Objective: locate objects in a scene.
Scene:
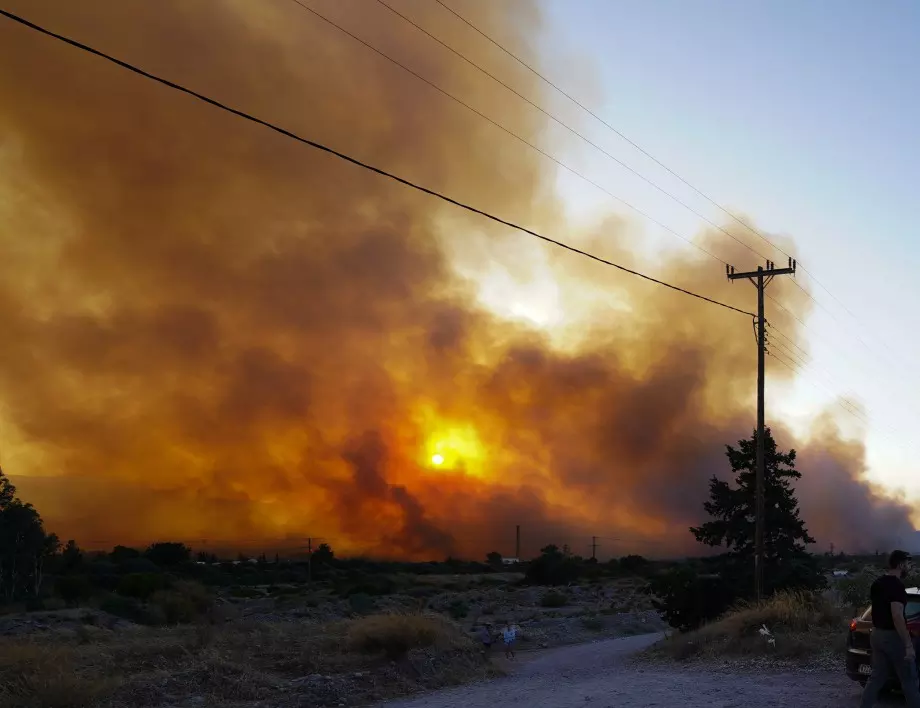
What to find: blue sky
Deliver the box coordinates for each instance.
[515,0,920,499]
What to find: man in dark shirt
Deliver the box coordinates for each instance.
[860,550,920,708]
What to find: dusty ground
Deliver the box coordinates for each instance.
[380,633,869,708]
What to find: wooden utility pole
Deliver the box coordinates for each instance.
[727,257,796,601]
[515,525,521,559]
[591,536,598,561]
[306,537,313,585]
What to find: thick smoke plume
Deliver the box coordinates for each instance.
[0,0,911,559]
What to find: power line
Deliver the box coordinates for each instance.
[0,8,755,318]
[768,337,862,415]
[287,0,729,267]
[431,0,860,318]
[298,0,899,397]
[295,0,901,403]
[9,4,902,447]
[431,0,910,410]
[374,0,773,265]
[766,349,872,427]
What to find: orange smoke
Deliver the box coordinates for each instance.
[0,0,911,559]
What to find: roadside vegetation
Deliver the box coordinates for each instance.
[0,611,492,708]
[647,591,846,666]
[0,427,901,705]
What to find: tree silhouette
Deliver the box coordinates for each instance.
[312,543,334,566]
[691,428,823,596]
[145,542,191,567]
[0,467,59,600]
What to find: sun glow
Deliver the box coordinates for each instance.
[417,408,488,477]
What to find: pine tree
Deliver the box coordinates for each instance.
[690,428,824,597]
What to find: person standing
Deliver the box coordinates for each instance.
[860,550,920,708]
[501,620,517,660]
[477,624,493,658]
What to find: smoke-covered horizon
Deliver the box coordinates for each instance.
[0,0,913,561]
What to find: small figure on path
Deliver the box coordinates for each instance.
[501,620,516,660]
[477,624,493,658]
[860,550,920,708]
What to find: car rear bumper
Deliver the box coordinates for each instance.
[846,647,874,683]
[846,645,917,689]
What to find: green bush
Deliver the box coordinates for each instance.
[645,565,735,632]
[150,581,213,625]
[348,593,377,616]
[581,615,604,631]
[527,546,582,586]
[54,575,93,606]
[541,591,568,608]
[99,594,159,625]
[24,597,46,613]
[837,569,878,612]
[346,575,397,597]
[447,599,469,620]
[116,572,166,601]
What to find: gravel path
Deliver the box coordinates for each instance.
[380,633,869,708]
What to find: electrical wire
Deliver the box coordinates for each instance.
[373,0,772,264]
[287,0,729,267]
[7,6,910,446]
[294,0,903,396]
[766,349,872,427]
[429,0,910,406]
[431,0,863,318]
[0,8,756,319]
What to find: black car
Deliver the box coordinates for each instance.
[846,588,920,688]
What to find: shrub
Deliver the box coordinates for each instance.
[99,594,157,625]
[347,575,397,597]
[24,598,45,613]
[0,642,115,708]
[348,593,377,616]
[347,613,456,660]
[54,575,93,607]
[150,581,213,625]
[116,572,166,601]
[581,615,604,632]
[541,591,567,608]
[837,569,878,612]
[645,565,735,632]
[144,542,191,568]
[447,600,469,620]
[526,546,581,586]
[118,557,160,575]
[619,555,649,574]
[650,591,845,662]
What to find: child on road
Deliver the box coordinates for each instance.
[477,624,493,658]
[502,620,517,660]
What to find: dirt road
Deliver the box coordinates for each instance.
[381,633,866,708]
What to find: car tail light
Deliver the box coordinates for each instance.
[850,619,858,631]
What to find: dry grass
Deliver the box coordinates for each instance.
[648,591,847,664]
[0,612,492,708]
[347,613,455,659]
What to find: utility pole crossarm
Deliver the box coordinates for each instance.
[726,258,797,281]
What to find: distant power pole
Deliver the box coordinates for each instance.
[727,257,797,601]
[591,536,598,561]
[307,537,313,585]
[515,525,521,559]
